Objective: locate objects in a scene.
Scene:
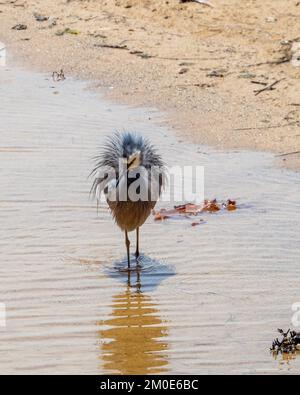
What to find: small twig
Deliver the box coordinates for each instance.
[180,0,214,6]
[155,56,225,61]
[254,78,284,96]
[251,80,268,86]
[246,58,290,68]
[94,43,128,50]
[161,83,213,89]
[276,150,300,157]
[234,121,298,131]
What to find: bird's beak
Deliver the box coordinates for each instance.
[127,151,141,169]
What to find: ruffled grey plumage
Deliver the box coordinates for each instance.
[90,132,165,267]
[90,132,165,200]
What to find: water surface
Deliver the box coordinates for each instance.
[0,67,300,374]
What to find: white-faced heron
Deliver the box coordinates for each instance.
[90,132,165,268]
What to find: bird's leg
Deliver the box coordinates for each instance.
[127,270,131,287]
[135,227,140,259]
[125,230,130,269]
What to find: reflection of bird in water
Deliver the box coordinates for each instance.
[90,132,165,268]
[98,270,169,375]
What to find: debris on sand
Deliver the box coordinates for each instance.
[33,12,49,22]
[254,78,284,96]
[153,199,237,225]
[207,69,227,78]
[180,0,214,7]
[94,45,153,59]
[275,38,300,67]
[179,67,189,75]
[291,41,300,67]
[94,43,128,50]
[48,17,58,28]
[271,329,300,355]
[12,24,27,31]
[134,52,152,59]
[56,28,80,36]
[265,16,277,23]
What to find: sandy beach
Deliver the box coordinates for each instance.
[0,0,300,169]
[1,0,300,376]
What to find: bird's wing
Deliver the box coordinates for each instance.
[90,166,118,201]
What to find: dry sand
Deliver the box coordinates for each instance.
[0,0,300,169]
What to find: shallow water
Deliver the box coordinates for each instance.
[0,67,300,374]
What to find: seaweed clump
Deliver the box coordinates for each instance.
[271,329,300,355]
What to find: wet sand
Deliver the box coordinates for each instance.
[1,66,300,374]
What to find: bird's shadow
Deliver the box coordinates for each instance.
[105,254,175,292]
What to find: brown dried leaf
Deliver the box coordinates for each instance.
[225,199,237,211]
[174,203,202,214]
[154,198,237,223]
[154,208,178,220]
[202,199,221,212]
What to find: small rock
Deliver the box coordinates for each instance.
[179,67,189,74]
[280,39,300,67]
[12,24,27,31]
[33,12,49,22]
[48,17,57,28]
[280,40,291,46]
[265,16,277,23]
[179,62,194,66]
[238,72,256,79]
[141,53,152,59]
[207,69,227,78]
[291,41,300,67]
